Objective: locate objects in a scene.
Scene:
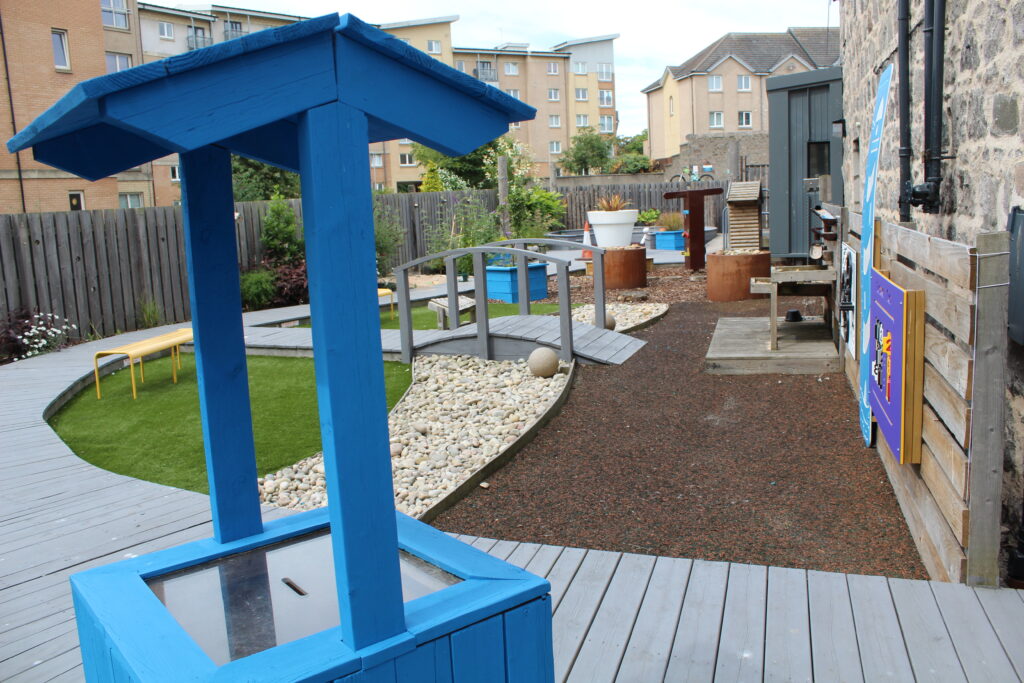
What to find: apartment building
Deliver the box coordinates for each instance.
[0,0,162,213]
[644,28,839,164]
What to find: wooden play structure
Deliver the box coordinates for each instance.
[391,239,643,366]
[9,14,557,681]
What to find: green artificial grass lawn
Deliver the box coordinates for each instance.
[378,301,565,330]
[48,353,411,494]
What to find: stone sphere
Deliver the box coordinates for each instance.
[602,313,617,330]
[527,347,560,378]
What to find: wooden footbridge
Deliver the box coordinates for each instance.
[3,330,1024,681]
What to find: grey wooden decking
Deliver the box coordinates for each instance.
[4,327,1024,681]
[242,314,646,365]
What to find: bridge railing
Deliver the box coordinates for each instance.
[393,244,591,364]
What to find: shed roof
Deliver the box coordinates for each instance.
[727,181,762,203]
[9,13,535,181]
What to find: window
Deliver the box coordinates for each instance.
[505,88,520,100]
[105,52,132,73]
[708,74,722,92]
[455,60,465,72]
[576,114,589,127]
[68,191,84,211]
[549,141,562,154]
[504,62,519,76]
[807,141,830,177]
[119,192,143,209]
[399,138,412,145]
[373,182,386,191]
[187,25,209,50]
[426,40,441,54]
[170,165,180,182]
[547,88,560,101]
[573,61,586,74]
[509,121,520,130]
[575,88,588,101]
[369,153,383,167]
[599,115,614,133]
[101,0,129,29]
[597,63,612,81]
[709,111,724,128]
[51,30,70,70]
[399,153,415,166]
[737,74,751,91]
[599,89,613,106]
[549,114,561,128]
[224,20,245,40]
[738,111,752,128]
[158,21,173,39]
[547,61,559,75]
[669,96,674,116]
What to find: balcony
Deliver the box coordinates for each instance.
[475,68,498,82]
[224,28,248,41]
[187,35,213,50]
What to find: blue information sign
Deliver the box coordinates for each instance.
[858,64,894,444]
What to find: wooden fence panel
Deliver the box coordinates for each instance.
[79,211,102,335]
[0,216,19,316]
[555,180,728,230]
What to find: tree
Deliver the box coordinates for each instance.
[616,129,648,155]
[412,140,496,188]
[560,127,612,175]
[419,162,444,192]
[608,153,652,174]
[231,156,300,202]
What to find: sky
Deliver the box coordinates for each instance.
[222,0,840,136]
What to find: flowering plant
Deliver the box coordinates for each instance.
[1,311,77,362]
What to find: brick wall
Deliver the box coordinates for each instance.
[841,0,1024,571]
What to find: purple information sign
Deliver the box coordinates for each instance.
[868,270,908,463]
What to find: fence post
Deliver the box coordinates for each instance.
[445,256,459,330]
[516,243,530,316]
[396,267,414,364]
[557,262,573,361]
[593,249,606,330]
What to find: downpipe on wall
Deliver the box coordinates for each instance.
[908,0,949,213]
[897,0,912,221]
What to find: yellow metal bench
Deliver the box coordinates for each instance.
[93,328,193,399]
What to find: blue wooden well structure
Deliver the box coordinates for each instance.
[8,14,553,682]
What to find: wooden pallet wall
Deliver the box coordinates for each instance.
[831,204,1007,584]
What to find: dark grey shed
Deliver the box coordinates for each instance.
[767,66,844,258]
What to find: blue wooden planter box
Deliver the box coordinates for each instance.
[485,262,547,303]
[654,230,686,250]
[72,509,553,682]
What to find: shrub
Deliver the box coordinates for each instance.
[138,296,162,328]
[420,162,444,193]
[638,209,661,226]
[271,260,309,307]
[0,310,77,363]
[261,192,303,266]
[510,185,565,238]
[240,269,277,311]
[374,200,404,276]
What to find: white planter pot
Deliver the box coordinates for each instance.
[587,209,639,248]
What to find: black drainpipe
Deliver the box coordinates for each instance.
[897,0,912,222]
[911,0,948,213]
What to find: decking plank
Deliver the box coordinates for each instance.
[545,547,587,612]
[931,580,1019,682]
[888,578,966,682]
[526,544,567,582]
[505,542,541,569]
[616,556,691,683]
[713,562,767,682]
[486,539,520,561]
[764,566,811,683]
[847,573,914,680]
[973,585,1024,679]
[807,569,863,683]
[663,559,730,682]
[552,549,620,682]
[567,553,656,683]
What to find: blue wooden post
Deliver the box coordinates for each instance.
[179,145,262,543]
[298,100,406,649]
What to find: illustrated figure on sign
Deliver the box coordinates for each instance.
[872,319,893,401]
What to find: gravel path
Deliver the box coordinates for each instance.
[432,298,928,579]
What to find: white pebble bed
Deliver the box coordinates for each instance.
[571,302,669,331]
[258,353,569,516]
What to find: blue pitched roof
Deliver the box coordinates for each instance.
[9,13,535,181]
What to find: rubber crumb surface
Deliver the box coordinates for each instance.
[432,298,928,579]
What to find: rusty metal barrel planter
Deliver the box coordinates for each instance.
[605,247,648,289]
[707,251,771,301]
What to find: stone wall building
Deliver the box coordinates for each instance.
[840,0,1024,574]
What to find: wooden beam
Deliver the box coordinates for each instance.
[179,145,262,542]
[297,100,406,646]
[966,231,1011,587]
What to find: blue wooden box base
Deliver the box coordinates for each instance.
[654,231,685,250]
[72,510,553,682]
[485,263,547,303]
